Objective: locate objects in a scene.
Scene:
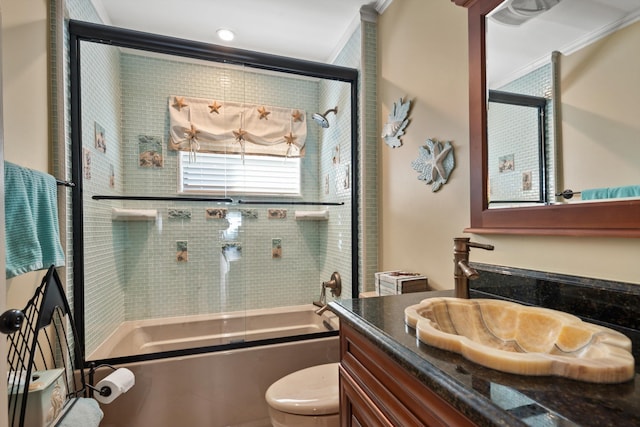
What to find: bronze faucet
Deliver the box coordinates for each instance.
[453,237,494,298]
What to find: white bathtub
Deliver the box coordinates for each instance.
[89,304,338,360]
[91,305,340,427]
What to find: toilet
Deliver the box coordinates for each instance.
[265,362,340,427]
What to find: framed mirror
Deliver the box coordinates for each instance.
[454,0,640,237]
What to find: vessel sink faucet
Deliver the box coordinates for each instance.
[453,237,494,299]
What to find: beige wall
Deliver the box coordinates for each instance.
[1,0,50,307]
[2,0,639,304]
[561,21,640,191]
[378,0,640,289]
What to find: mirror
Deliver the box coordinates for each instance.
[485,0,640,207]
[453,0,640,236]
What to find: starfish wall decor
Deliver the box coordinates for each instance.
[411,138,455,192]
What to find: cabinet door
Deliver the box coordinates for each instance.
[340,323,477,427]
[340,365,393,427]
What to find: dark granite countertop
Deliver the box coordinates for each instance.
[330,287,640,427]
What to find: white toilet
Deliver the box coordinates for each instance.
[265,362,340,427]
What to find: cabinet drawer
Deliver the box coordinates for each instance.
[340,323,476,427]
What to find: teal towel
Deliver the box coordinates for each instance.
[581,187,609,200]
[4,162,65,278]
[582,185,640,201]
[607,185,640,199]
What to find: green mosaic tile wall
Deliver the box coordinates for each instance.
[66,0,366,356]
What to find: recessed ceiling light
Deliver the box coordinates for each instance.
[217,29,235,42]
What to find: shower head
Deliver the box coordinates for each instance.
[312,106,338,128]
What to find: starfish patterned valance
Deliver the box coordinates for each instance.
[168,96,307,158]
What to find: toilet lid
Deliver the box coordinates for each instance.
[265,363,339,416]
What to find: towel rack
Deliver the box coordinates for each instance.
[556,189,580,199]
[56,179,76,187]
[238,200,344,206]
[92,195,233,203]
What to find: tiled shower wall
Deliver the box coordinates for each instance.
[79,50,356,355]
[78,42,127,357]
[116,54,331,321]
[488,63,555,204]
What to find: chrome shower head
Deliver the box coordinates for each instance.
[312,106,338,128]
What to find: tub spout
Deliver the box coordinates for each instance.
[315,304,330,315]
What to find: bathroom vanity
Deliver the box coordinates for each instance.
[330,264,640,426]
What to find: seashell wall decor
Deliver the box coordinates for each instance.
[381,97,411,148]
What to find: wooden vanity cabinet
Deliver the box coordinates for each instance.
[339,322,476,426]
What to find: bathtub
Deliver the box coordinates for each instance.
[89,304,338,360]
[91,305,340,427]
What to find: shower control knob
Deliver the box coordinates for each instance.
[0,309,25,335]
[322,272,342,297]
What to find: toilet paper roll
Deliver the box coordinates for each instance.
[95,368,135,404]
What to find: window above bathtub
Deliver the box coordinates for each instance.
[178,151,301,197]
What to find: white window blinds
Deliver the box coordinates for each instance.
[179,152,301,196]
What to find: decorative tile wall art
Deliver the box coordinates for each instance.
[343,163,351,190]
[268,209,287,219]
[176,241,188,262]
[82,148,92,180]
[239,209,258,219]
[109,164,115,188]
[205,208,228,219]
[411,138,455,192]
[382,97,411,148]
[522,171,533,191]
[272,238,282,258]
[95,121,106,153]
[336,163,351,192]
[498,154,515,173]
[168,208,192,220]
[222,242,242,262]
[138,135,164,168]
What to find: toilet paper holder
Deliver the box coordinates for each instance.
[87,364,117,398]
[87,363,135,403]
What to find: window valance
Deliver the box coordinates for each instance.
[168,96,307,158]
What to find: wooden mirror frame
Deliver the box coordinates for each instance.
[453,0,640,237]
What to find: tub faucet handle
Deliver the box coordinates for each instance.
[322,272,342,297]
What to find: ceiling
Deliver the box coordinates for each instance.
[487,0,640,87]
[91,0,390,63]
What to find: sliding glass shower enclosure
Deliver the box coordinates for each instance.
[69,21,358,365]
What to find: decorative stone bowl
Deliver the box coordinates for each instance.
[404,297,635,383]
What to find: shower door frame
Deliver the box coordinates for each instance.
[69,20,360,367]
